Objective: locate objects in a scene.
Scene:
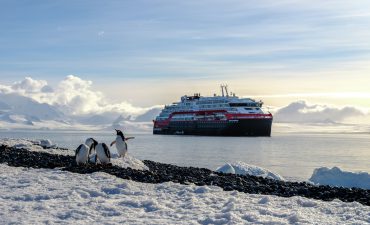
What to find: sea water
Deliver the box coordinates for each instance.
[0,130,369,181]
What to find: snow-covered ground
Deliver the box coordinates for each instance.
[1,138,370,224]
[0,164,369,225]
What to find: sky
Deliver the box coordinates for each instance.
[1,0,370,108]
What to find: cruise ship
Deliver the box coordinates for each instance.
[153,85,273,136]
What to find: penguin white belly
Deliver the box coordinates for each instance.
[116,137,127,158]
[96,143,111,164]
[75,144,90,165]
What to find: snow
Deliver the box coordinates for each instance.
[216,162,285,181]
[216,163,236,174]
[0,164,369,224]
[0,138,148,171]
[1,138,370,224]
[309,167,370,190]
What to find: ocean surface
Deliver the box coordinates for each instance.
[0,130,369,181]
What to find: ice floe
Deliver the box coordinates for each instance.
[310,167,370,190]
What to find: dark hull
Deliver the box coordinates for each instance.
[153,118,272,136]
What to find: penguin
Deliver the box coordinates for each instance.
[75,144,90,165]
[110,129,134,158]
[85,138,98,153]
[95,143,111,164]
[85,138,98,162]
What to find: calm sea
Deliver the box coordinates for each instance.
[0,130,369,181]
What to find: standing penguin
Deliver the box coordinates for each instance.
[95,143,111,164]
[85,138,98,162]
[111,129,134,158]
[85,138,98,153]
[75,144,90,165]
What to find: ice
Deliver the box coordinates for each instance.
[39,139,54,148]
[216,161,285,181]
[0,164,369,224]
[309,167,370,190]
[111,154,148,170]
[216,163,235,174]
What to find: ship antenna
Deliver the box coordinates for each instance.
[220,84,224,97]
[225,85,229,97]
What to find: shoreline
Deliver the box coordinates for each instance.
[0,144,369,206]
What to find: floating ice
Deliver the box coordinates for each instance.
[309,167,370,190]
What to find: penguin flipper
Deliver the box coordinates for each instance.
[88,145,93,155]
[102,143,111,161]
[75,144,82,156]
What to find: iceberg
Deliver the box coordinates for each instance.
[309,167,370,190]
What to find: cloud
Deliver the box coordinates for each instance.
[10,77,53,94]
[274,101,366,123]
[0,75,158,117]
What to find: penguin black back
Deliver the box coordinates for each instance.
[89,138,98,154]
[102,143,111,159]
[75,144,83,156]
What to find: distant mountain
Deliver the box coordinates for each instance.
[75,114,117,125]
[0,101,11,111]
[0,114,17,123]
[0,92,157,132]
[134,107,162,122]
[274,101,364,123]
[0,93,65,121]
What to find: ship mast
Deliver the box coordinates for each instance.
[220,84,229,97]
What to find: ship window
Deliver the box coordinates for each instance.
[245,108,253,110]
[229,103,248,107]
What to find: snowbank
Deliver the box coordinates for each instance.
[0,138,148,171]
[0,164,369,224]
[216,162,285,181]
[309,167,370,190]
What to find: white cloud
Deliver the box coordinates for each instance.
[11,77,51,94]
[274,101,367,123]
[0,75,157,117]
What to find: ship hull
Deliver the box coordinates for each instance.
[153,118,272,136]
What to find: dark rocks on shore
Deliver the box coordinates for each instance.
[1,144,369,206]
